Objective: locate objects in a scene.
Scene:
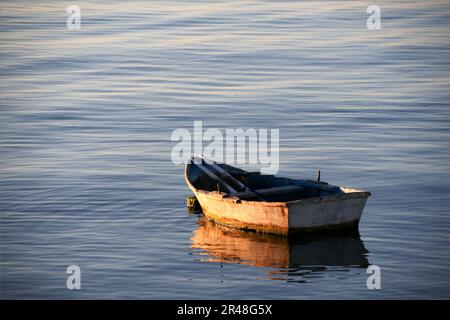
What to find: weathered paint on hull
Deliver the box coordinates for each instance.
[288,196,368,233]
[194,190,289,235]
[193,190,368,236]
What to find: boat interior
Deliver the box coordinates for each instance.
[187,160,344,203]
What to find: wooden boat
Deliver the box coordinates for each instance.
[185,156,371,236]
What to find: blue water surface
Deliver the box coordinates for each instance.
[1,0,449,299]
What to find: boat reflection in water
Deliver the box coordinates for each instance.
[191,218,369,282]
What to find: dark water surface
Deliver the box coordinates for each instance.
[1,1,450,299]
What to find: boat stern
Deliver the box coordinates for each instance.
[287,189,370,234]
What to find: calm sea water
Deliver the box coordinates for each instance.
[1,1,450,299]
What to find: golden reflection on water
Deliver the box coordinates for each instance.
[191,218,369,277]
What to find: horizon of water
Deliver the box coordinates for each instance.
[1,1,450,299]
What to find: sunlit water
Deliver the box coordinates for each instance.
[1,1,450,299]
